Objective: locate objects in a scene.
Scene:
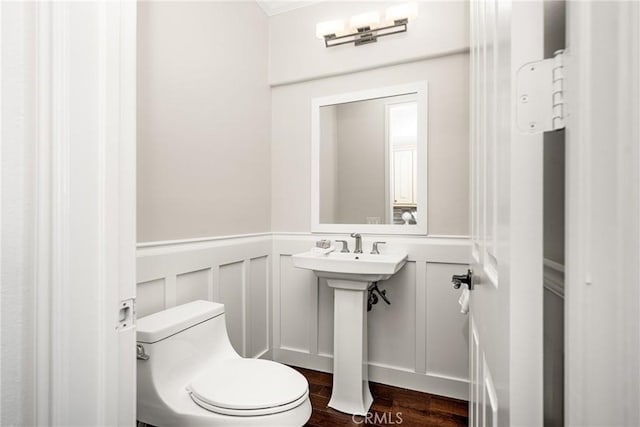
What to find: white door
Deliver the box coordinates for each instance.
[20,1,137,425]
[468,1,557,425]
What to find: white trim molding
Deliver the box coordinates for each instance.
[565,1,640,424]
[137,231,471,249]
[30,1,137,425]
[274,348,469,399]
[137,232,272,250]
[34,2,53,424]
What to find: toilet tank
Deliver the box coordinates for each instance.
[137,300,240,391]
[137,300,225,345]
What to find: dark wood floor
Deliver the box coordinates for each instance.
[293,366,468,427]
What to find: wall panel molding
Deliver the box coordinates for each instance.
[136,234,271,359]
[136,232,471,399]
[271,233,471,400]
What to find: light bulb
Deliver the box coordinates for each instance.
[315,20,345,39]
[349,11,381,30]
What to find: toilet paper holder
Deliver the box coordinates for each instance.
[452,269,473,291]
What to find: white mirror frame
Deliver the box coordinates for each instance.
[311,81,428,235]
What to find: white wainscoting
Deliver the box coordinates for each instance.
[136,233,471,400]
[272,233,471,400]
[136,234,272,359]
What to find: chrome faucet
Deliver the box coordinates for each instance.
[370,241,386,255]
[350,233,363,254]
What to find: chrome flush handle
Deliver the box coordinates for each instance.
[335,240,350,253]
[137,344,150,361]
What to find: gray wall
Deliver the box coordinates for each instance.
[137,1,470,240]
[269,1,469,235]
[137,1,271,242]
[272,54,470,235]
[319,106,338,223]
[335,98,387,224]
[268,1,469,85]
[328,95,418,225]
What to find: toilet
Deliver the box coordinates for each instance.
[136,300,312,426]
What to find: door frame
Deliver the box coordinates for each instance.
[564,1,640,424]
[30,1,137,425]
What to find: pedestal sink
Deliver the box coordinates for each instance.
[291,250,408,415]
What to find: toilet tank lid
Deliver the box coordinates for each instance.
[137,300,224,344]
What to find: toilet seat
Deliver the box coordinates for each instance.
[187,359,309,417]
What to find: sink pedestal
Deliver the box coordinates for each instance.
[326,279,373,416]
[290,250,408,416]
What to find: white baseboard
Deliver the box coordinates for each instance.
[272,348,469,401]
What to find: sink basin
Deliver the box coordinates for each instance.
[291,251,408,283]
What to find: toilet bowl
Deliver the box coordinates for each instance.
[136,300,312,426]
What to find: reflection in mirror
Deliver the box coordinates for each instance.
[312,82,427,234]
[319,94,418,225]
[388,100,418,224]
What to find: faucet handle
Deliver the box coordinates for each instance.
[370,241,386,254]
[350,233,361,238]
[335,240,350,253]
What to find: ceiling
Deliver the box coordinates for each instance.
[255,1,321,16]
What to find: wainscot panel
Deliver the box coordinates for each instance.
[135,233,471,399]
[248,256,270,358]
[272,233,471,400]
[136,234,271,359]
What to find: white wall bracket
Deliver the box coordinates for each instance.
[516,49,565,134]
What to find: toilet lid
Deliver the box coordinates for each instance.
[188,359,308,416]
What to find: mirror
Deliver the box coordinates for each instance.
[311,82,428,234]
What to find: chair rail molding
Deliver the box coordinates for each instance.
[136,233,273,360]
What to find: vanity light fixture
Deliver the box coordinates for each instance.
[316,2,418,48]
